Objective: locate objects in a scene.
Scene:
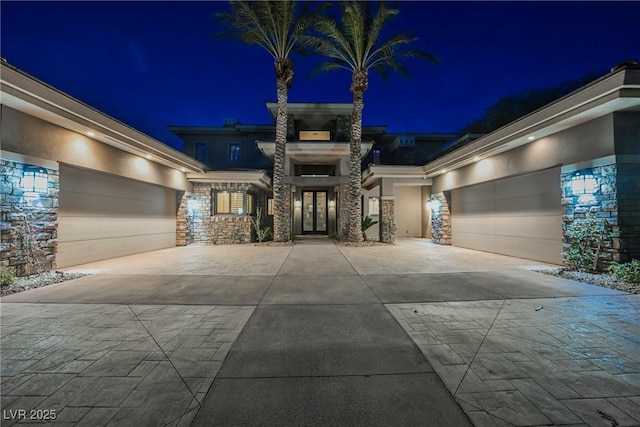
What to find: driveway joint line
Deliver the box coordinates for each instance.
[125,304,200,404]
[453,299,506,397]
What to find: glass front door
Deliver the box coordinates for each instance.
[302,191,327,233]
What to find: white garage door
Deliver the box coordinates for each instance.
[58,165,177,268]
[451,168,562,264]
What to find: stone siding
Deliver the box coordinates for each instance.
[561,165,620,269]
[176,191,188,246]
[380,198,396,243]
[181,182,272,245]
[1,159,58,276]
[431,192,451,245]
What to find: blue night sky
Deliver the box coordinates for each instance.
[2,1,638,150]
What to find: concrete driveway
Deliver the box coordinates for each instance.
[1,238,638,426]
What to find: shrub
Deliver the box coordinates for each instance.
[563,214,609,272]
[608,259,640,284]
[249,207,272,243]
[361,215,378,241]
[381,219,397,244]
[1,267,15,287]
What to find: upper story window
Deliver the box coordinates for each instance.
[398,136,415,146]
[299,130,330,141]
[372,149,382,165]
[195,143,208,162]
[229,143,241,163]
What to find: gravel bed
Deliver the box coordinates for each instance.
[1,272,89,296]
[533,267,639,294]
[337,240,389,247]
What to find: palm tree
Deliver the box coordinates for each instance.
[306,2,438,242]
[217,1,316,242]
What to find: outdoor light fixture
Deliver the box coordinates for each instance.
[294,200,302,208]
[570,172,598,203]
[473,156,481,161]
[427,198,441,211]
[528,136,535,141]
[186,199,201,213]
[440,169,447,174]
[328,200,335,208]
[87,131,95,137]
[21,166,48,196]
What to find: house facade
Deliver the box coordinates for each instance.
[169,103,454,239]
[2,59,639,276]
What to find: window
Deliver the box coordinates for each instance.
[368,197,380,216]
[213,191,255,215]
[399,136,415,146]
[267,198,274,216]
[246,193,254,214]
[372,149,382,165]
[195,143,208,162]
[299,130,331,141]
[229,143,241,163]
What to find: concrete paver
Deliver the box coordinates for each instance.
[1,237,639,426]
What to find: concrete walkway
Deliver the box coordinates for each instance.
[1,238,638,426]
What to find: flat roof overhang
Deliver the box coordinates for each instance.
[266,102,354,122]
[186,170,272,191]
[423,67,640,177]
[257,141,374,163]
[361,165,431,189]
[1,61,205,173]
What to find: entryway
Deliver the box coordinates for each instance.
[302,190,327,234]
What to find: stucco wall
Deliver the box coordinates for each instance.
[394,186,422,238]
[432,114,615,193]
[2,106,192,192]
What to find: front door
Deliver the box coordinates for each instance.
[302,191,327,234]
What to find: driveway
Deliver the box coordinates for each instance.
[1,238,638,426]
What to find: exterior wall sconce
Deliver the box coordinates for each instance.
[186,199,201,213]
[21,166,48,196]
[426,199,441,211]
[328,200,335,208]
[570,172,598,203]
[294,200,302,208]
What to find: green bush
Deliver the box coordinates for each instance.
[608,259,640,284]
[1,267,15,287]
[361,215,378,241]
[563,214,609,272]
[248,207,272,243]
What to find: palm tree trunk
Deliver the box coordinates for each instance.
[272,76,290,242]
[347,84,365,242]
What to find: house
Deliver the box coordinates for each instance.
[169,103,455,239]
[2,58,638,276]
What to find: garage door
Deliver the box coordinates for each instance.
[451,168,562,264]
[58,165,177,267]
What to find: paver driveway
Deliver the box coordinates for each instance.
[1,238,638,426]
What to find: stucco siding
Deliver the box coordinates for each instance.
[432,114,615,194]
[1,106,192,191]
[58,165,176,267]
[395,186,423,238]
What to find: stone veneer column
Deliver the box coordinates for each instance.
[561,164,619,269]
[176,191,188,246]
[380,197,396,243]
[430,192,451,245]
[1,159,59,276]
